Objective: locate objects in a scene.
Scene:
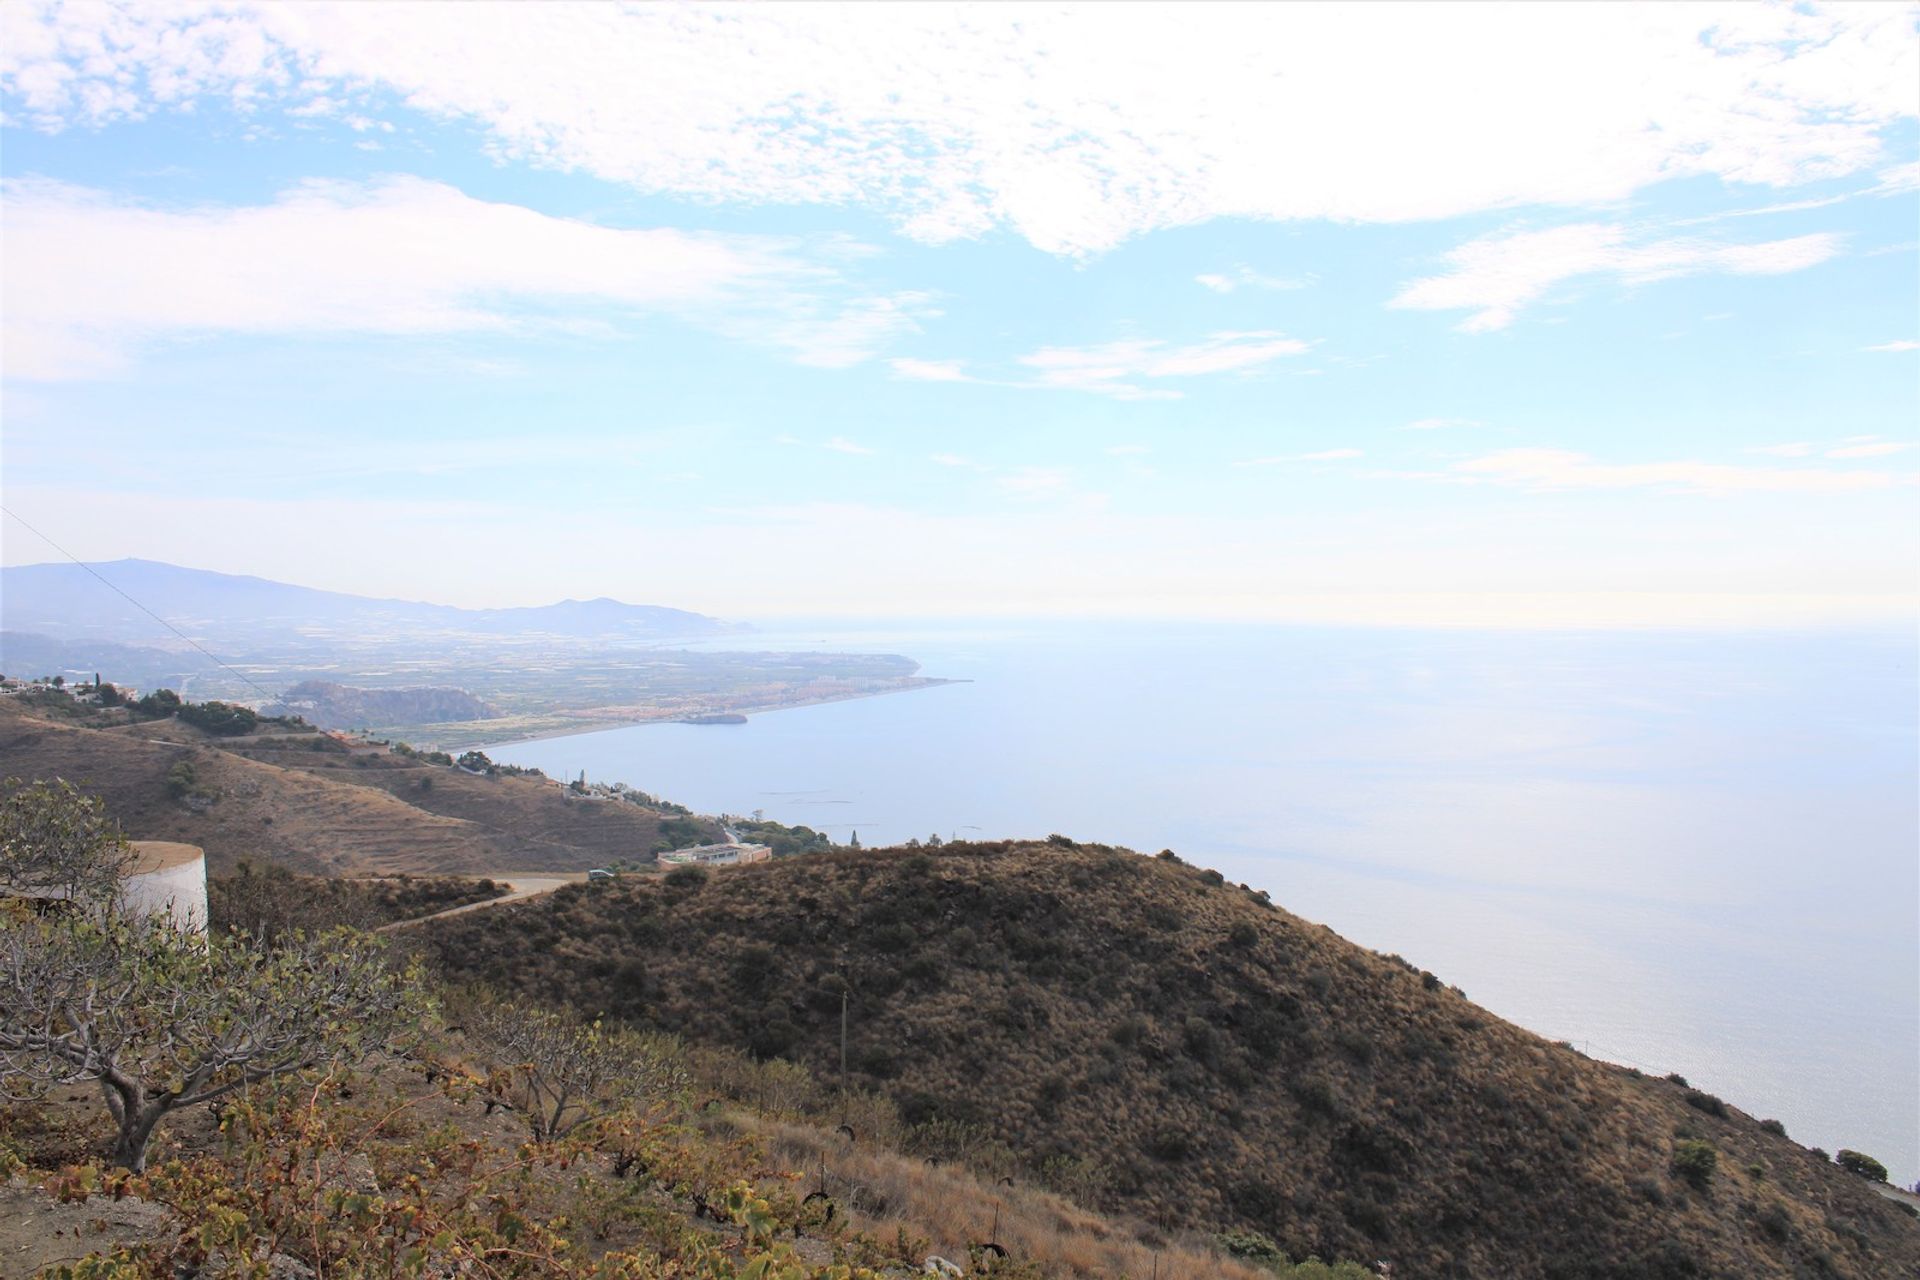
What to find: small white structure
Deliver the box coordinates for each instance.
[4,840,209,933]
[657,843,772,868]
[120,841,209,932]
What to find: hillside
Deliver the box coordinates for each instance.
[420,840,1920,1280]
[262,679,500,730]
[0,985,1296,1280]
[0,695,715,875]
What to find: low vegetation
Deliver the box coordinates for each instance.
[3,765,1912,1278]
[0,694,717,875]
[208,859,509,937]
[0,782,1290,1279]
[423,839,1920,1279]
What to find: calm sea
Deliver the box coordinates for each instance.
[482,621,1919,1185]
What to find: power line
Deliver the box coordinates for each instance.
[1,507,278,703]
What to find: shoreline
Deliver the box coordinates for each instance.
[447,676,969,752]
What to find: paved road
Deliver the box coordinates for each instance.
[377,873,581,931]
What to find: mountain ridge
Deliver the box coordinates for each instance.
[0,558,732,647]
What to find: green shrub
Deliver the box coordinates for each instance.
[1683,1089,1728,1118]
[1671,1139,1717,1190]
[663,864,708,890]
[1143,1127,1191,1161]
[1227,921,1259,949]
[1834,1149,1888,1182]
[176,699,258,736]
[1182,1015,1222,1066]
[1664,1072,1689,1087]
[164,760,199,800]
[1216,1229,1287,1263]
[1290,1074,1339,1116]
[1758,1118,1787,1137]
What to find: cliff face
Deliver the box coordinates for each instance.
[422,840,1920,1280]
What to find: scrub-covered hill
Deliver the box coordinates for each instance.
[422,839,1920,1280]
[0,693,714,875]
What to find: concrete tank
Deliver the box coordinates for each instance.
[120,841,208,932]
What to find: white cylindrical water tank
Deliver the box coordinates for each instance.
[120,841,208,933]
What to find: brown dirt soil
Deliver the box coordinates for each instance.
[0,1180,175,1280]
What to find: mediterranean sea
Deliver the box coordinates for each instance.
[481,621,1919,1186]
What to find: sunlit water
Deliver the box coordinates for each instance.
[482,622,1919,1185]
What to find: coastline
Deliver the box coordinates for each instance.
[439,676,969,752]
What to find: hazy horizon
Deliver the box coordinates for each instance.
[3,4,1917,630]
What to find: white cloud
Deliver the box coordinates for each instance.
[1750,438,1917,460]
[1017,331,1309,399]
[1195,266,1307,293]
[1864,339,1919,352]
[1104,444,1150,456]
[890,357,971,382]
[1826,441,1914,459]
[1448,448,1917,495]
[929,452,976,468]
[1391,223,1841,332]
[995,466,1075,500]
[4,4,1914,256]
[743,292,937,371]
[1405,417,1479,431]
[1235,448,1365,467]
[0,176,922,380]
[1871,161,1920,195]
[778,435,875,456]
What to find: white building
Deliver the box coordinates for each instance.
[657,843,772,868]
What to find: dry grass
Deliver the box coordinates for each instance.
[743,1113,1273,1280]
[0,698,702,875]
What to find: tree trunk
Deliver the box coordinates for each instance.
[112,1099,169,1172]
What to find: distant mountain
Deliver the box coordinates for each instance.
[0,631,209,689]
[0,559,731,650]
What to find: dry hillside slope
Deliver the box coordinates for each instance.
[0,698,710,874]
[421,841,1920,1280]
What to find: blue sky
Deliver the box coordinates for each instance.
[2,2,1916,625]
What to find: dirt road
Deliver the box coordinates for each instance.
[378,873,582,931]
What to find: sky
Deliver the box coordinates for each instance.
[1,1,1916,626]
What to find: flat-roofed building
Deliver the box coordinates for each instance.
[657,843,772,868]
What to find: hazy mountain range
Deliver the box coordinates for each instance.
[0,560,730,653]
